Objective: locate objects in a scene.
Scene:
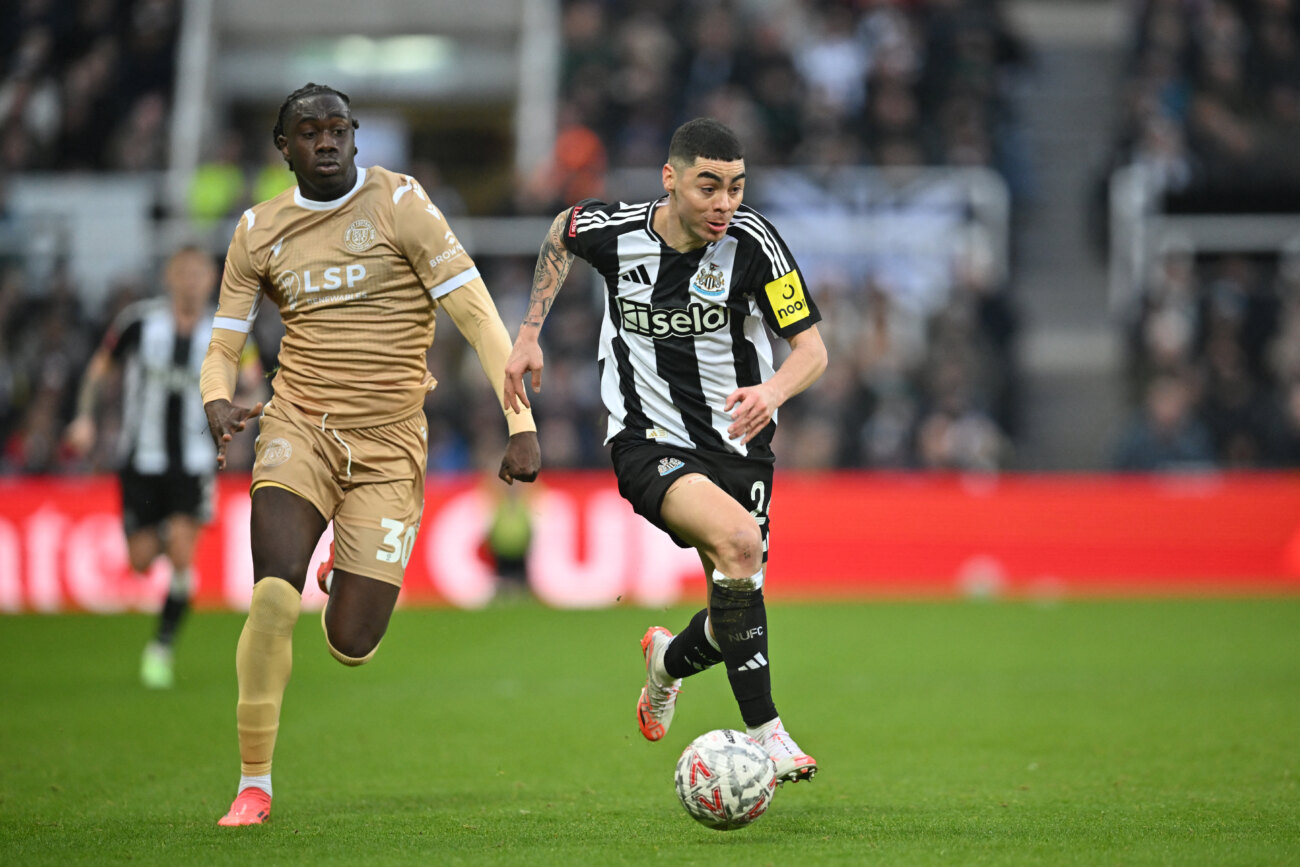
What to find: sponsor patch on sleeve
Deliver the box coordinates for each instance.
[764,271,810,329]
[567,206,583,238]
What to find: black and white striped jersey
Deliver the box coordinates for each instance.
[104,298,216,476]
[563,198,820,459]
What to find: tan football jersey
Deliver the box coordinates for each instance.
[214,165,478,429]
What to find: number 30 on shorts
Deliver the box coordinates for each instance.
[376,518,418,568]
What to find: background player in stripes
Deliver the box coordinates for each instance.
[66,246,236,689]
[504,118,827,783]
[201,84,540,826]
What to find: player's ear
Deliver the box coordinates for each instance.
[662,162,675,194]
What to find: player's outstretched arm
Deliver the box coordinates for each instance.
[64,347,114,457]
[504,209,576,413]
[725,325,828,444]
[438,277,541,485]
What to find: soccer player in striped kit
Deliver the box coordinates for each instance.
[505,118,827,784]
[67,246,228,690]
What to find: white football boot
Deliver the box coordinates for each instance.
[748,717,817,784]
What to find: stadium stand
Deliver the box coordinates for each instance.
[7,0,1294,474]
[1108,0,1300,468]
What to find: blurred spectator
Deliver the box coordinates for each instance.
[1112,372,1217,471]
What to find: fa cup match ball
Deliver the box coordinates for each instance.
[674,729,777,830]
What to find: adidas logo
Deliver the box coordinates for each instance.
[620,264,652,285]
[736,652,768,672]
[657,457,684,476]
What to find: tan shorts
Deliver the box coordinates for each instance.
[252,398,428,587]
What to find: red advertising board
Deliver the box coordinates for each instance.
[1,472,1297,613]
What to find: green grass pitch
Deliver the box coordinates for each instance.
[1,598,1297,865]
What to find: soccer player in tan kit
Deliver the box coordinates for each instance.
[200,84,540,826]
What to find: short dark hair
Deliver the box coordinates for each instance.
[668,118,744,167]
[272,83,357,145]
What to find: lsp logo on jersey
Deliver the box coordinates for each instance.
[276,265,367,310]
[691,262,727,299]
[764,271,810,328]
[343,219,377,253]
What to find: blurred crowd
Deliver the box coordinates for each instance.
[502,0,1033,473]
[1107,0,1300,210]
[3,0,1298,476]
[1118,244,1300,469]
[1,0,180,174]
[1111,0,1300,469]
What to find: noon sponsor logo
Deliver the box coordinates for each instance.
[619,298,729,339]
[764,271,810,328]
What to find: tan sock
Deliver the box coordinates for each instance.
[235,577,301,776]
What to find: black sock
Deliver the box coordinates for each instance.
[663,608,725,679]
[709,584,777,727]
[156,591,189,647]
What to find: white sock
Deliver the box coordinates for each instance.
[703,615,721,652]
[169,566,193,595]
[747,716,782,741]
[239,773,272,798]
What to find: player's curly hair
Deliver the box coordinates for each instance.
[272,83,358,145]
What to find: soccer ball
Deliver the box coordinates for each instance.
[674,729,777,830]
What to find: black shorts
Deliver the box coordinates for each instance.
[119,468,214,536]
[609,433,774,555]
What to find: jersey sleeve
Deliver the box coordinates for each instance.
[390,175,481,302]
[558,198,612,261]
[103,307,143,362]
[747,216,821,340]
[213,210,265,335]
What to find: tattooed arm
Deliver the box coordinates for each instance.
[504,209,576,412]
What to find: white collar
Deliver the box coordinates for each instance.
[293,166,368,211]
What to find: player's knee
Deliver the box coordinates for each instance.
[711,522,763,578]
[325,630,381,666]
[126,539,157,574]
[320,607,382,666]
